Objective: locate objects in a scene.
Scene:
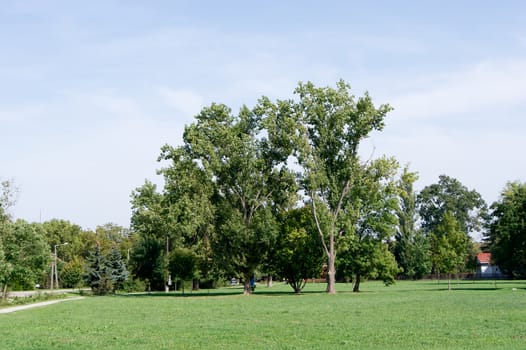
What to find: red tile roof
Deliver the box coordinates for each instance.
[477,252,491,264]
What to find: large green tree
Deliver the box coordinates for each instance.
[41,219,82,268]
[273,207,325,294]
[157,145,216,289]
[285,80,392,294]
[417,175,487,235]
[129,234,165,291]
[179,103,296,294]
[486,182,526,278]
[1,220,50,294]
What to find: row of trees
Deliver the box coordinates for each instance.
[128,80,520,294]
[0,182,132,298]
[2,81,525,296]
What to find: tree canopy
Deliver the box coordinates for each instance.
[283,80,392,294]
[394,166,431,279]
[486,181,526,278]
[417,175,487,235]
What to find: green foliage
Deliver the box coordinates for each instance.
[169,248,198,292]
[394,166,432,278]
[60,257,85,288]
[417,174,487,235]
[395,230,431,279]
[212,203,279,286]
[337,157,401,291]
[106,246,129,291]
[158,145,215,245]
[41,219,82,258]
[129,80,396,294]
[84,245,128,295]
[157,144,216,282]
[338,238,400,290]
[176,102,295,294]
[130,181,167,241]
[84,245,112,295]
[429,212,471,288]
[0,236,12,298]
[1,220,50,292]
[121,278,147,293]
[129,180,172,291]
[274,207,325,293]
[487,181,526,278]
[129,234,165,290]
[286,80,393,293]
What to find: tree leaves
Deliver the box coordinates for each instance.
[487,181,526,278]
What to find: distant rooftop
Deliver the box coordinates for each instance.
[477,252,491,264]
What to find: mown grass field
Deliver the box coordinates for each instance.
[1,280,525,349]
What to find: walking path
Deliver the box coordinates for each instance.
[8,289,84,298]
[0,296,85,314]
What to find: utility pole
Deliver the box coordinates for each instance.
[50,242,69,290]
[50,251,55,290]
[165,236,170,293]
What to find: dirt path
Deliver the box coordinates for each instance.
[0,296,85,314]
[8,289,86,298]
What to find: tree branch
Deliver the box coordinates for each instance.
[311,190,330,257]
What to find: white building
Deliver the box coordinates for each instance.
[476,252,503,278]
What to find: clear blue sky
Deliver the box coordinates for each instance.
[2,1,525,231]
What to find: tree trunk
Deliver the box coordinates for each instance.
[1,284,7,301]
[448,273,451,291]
[267,275,273,288]
[353,272,361,292]
[326,251,336,294]
[192,279,199,291]
[243,273,252,295]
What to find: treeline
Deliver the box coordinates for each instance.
[0,212,133,298]
[1,81,525,296]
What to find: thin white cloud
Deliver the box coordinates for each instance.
[390,59,526,121]
[62,90,143,119]
[349,34,431,55]
[159,87,204,118]
[0,105,47,123]
[8,116,184,228]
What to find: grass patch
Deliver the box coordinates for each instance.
[1,280,525,349]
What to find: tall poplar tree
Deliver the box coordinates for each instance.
[394,166,431,279]
[286,80,392,294]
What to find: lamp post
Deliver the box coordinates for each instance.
[50,242,69,290]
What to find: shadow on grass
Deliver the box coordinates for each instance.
[418,280,526,286]
[386,279,526,293]
[116,288,326,298]
[114,280,526,298]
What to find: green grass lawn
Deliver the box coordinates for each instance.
[1,280,525,349]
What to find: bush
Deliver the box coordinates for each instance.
[61,258,85,288]
[122,278,146,293]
